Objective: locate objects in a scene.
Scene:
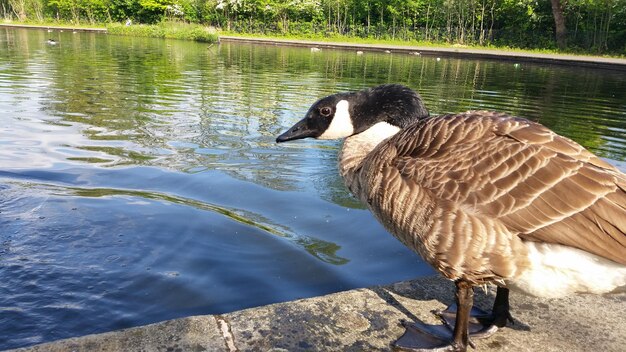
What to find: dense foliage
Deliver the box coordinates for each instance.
[2,0,625,53]
[107,22,218,42]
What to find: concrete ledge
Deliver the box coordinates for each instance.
[10,276,626,351]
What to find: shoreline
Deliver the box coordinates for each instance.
[2,23,626,70]
[219,35,626,71]
[9,276,626,351]
[0,23,106,32]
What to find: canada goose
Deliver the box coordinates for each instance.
[276,84,626,351]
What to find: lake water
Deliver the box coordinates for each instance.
[1,27,625,350]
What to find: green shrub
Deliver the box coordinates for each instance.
[106,21,218,43]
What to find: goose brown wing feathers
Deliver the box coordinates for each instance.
[387,111,626,265]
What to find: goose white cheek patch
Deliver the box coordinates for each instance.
[319,100,354,139]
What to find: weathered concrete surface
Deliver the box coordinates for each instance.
[219,36,626,71]
[10,276,626,352]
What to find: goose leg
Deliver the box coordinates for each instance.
[435,286,513,337]
[394,280,475,351]
[450,281,473,350]
[490,287,514,327]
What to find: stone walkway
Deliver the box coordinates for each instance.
[11,276,626,352]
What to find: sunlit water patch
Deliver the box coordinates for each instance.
[1,27,625,349]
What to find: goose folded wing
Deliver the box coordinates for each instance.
[390,112,626,265]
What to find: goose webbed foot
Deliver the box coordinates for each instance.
[393,284,511,351]
[394,319,471,351]
[394,307,498,351]
[393,281,478,352]
[433,304,500,339]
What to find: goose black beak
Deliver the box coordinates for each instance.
[276,118,317,143]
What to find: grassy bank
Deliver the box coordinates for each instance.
[2,20,623,58]
[1,20,218,43]
[1,19,106,29]
[107,22,218,43]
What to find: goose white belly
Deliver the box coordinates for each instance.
[506,241,626,298]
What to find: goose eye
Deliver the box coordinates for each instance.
[320,107,332,116]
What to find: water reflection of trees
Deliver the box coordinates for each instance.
[27,32,626,201]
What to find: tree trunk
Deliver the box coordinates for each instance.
[550,0,567,49]
[603,8,611,51]
[366,3,370,34]
[9,0,27,21]
[425,4,430,41]
[479,0,485,45]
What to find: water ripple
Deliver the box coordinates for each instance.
[2,178,349,266]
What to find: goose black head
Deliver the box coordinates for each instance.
[276,84,429,143]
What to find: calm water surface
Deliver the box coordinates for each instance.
[1,28,625,349]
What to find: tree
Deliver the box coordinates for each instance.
[8,0,26,20]
[550,0,567,49]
